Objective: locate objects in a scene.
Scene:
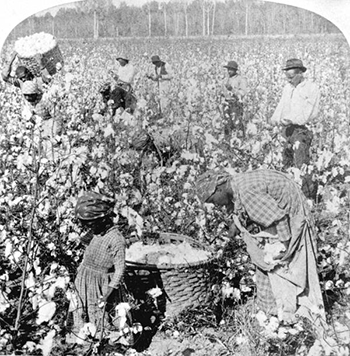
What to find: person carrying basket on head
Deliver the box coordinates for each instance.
[108,56,137,114]
[68,192,131,348]
[2,52,51,92]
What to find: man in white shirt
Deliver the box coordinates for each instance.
[221,60,248,139]
[271,58,320,198]
[108,56,137,113]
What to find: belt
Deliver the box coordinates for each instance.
[80,264,115,274]
[285,124,307,130]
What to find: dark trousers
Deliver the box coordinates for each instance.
[223,98,244,139]
[282,124,316,199]
[110,86,137,114]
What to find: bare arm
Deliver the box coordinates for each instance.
[1,52,17,83]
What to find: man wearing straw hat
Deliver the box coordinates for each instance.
[108,56,136,113]
[221,60,248,140]
[271,58,320,199]
[195,168,326,332]
[147,55,173,113]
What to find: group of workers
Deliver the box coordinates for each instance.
[1,49,326,348]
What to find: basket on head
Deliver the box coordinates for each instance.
[18,45,64,77]
[15,33,64,76]
[41,44,64,75]
[125,232,215,318]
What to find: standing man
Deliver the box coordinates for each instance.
[147,55,173,113]
[221,60,248,139]
[271,58,320,199]
[109,56,136,113]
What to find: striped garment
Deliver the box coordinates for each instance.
[71,226,125,334]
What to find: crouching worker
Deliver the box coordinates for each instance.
[195,169,325,330]
[69,192,130,347]
[108,56,137,114]
[99,82,118,116]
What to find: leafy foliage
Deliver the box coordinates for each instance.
[0,36,350,355]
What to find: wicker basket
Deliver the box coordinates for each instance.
[18,44,64,77]
[125,232,215,318]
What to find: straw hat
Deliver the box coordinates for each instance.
[282,58,307,72]
[151,55,164,64]
[223,61,238,70]
[116,56,129,63]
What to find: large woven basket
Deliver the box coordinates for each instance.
[125,232,215,318]
[18,44,64,77]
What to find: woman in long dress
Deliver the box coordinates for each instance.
[195,169,325,327]
[70,192,126,343]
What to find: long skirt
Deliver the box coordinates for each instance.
[244,220,325,325]
[69,265,126,339]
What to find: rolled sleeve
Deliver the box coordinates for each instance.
[273,216,291,242]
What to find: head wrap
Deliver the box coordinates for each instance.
[195,170,231,203]
[75,192,115,221]
[21,80,39,95]
[15,65,31,78]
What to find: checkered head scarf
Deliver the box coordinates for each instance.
[195,170,232,203]
[75,192,115,221]
[21,80,39,95]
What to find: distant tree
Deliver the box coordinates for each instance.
[159,1,169,36]
[77,0,113,39]
[5,0,341,41]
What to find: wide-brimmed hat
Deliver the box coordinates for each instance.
[224,61,238,70]
[151,55,164,64]
[116,56,129,63]
[282,58,307,72]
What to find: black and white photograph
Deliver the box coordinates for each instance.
[0,0,350,355]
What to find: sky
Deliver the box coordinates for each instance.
[1,0,350,52]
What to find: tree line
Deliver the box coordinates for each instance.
[8,0,340,41]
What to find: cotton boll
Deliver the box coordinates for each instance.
[115,303,131,330]
[157,255,171,265]
[147,287,162,299]
[264,241,286,265]
[0,292,10,313]
[76,323,97,344]
[256,310,268,327]
[36,300,56,324]
[37,329,56,356]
